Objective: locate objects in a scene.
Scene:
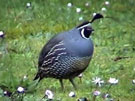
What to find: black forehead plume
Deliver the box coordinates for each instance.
[90,13,103,23]
[77,13,103,29]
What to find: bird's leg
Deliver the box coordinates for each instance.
[69,78,77,90]
[59,79,64,90]
[79,78,82,83]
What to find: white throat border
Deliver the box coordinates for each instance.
[81,28,89,39]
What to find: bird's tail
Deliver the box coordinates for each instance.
[33,73,40,81]
[33,70,44,82]
[33,73,41,82]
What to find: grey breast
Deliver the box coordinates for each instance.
[38,28,94,79]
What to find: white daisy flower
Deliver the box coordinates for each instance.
[92,77,104,87]
[69,91,76,97]
[3,91,12,97]
[4,91,7,95]
[105,1,110,5]
[104,93,110,98]
[79,17,83,21]
[76,8,81,13]
[93,90,101,96]
[101,7,107,11]
[85,2,90,7]
[26,2,31,8]
[23,75,28,80]
[45,90,54,99]
[0,31,4,37]
[23,75,27,79]
[93,13,97,17]
[108,78,118,84]
[67,3,72,7]
[17,86,25,93]
[132,79,135,84]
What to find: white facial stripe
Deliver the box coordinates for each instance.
[78,23,91,30]
[81,28,89,39]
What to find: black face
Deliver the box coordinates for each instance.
[81,27,94,38]
[77,21,94,38]
[77,13,103,39]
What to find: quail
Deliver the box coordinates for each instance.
[34,13,103,89]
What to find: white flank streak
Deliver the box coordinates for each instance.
[45,41,64,57]
[47,48,66,56]
[55,52,67,60]
[42,57,55,66]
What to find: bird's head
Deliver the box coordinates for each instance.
[77,13,103,39]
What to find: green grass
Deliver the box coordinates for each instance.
[0,0,135,101]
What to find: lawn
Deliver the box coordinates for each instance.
[0,0,135,101]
